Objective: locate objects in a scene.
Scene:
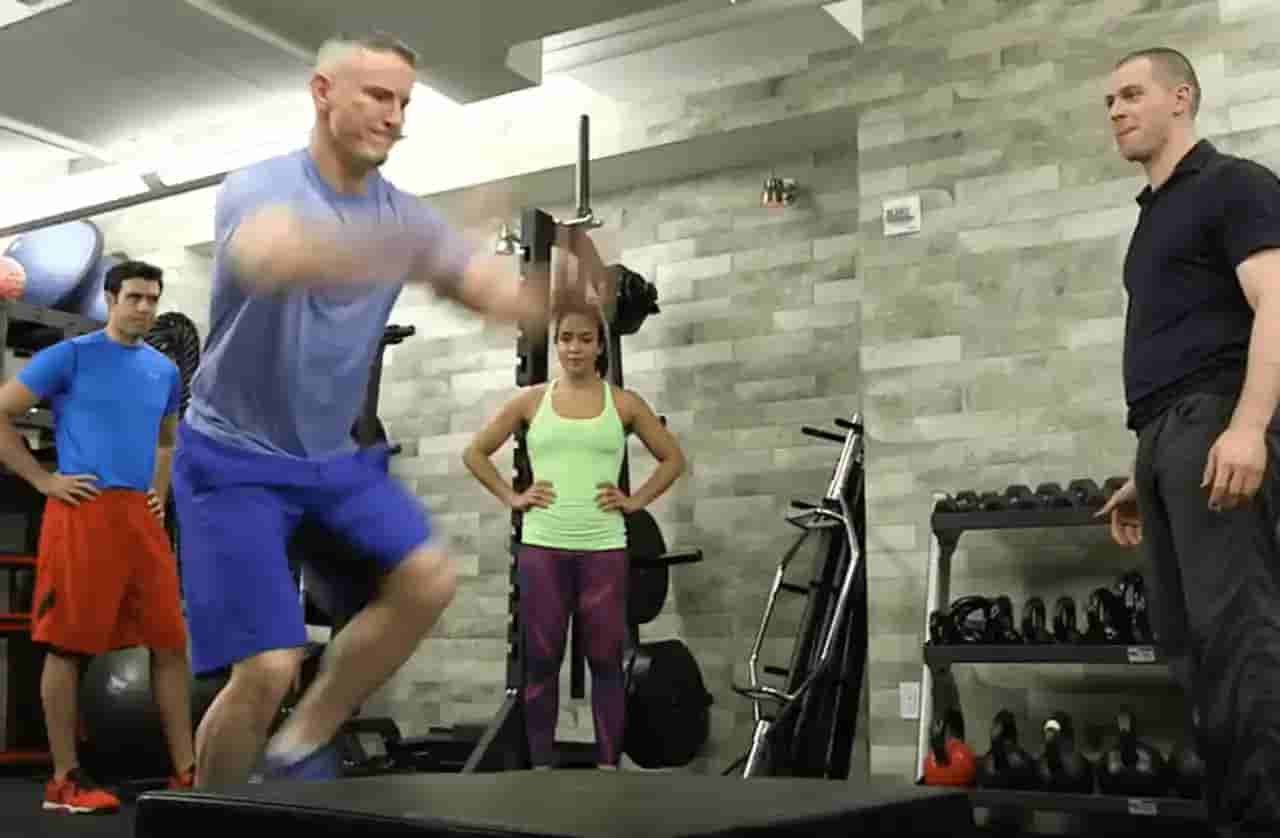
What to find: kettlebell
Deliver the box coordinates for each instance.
[977,710,1037,790]
[1052,596,1083,643]
[1167,707,1205,799]
[1035,712,1094,793]
[922,708,977,787]
[1021,597,1054,644]
[1098,707,1167,797]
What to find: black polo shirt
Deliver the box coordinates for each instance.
[1123,139,1280,432]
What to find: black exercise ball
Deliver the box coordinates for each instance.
[78,646,225,781]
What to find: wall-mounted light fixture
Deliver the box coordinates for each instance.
[494,222,524,256]
[761,173,798,208]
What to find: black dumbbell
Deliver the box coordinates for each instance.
[978,491,1007,511]
[1085,587,1130,644]
[1115,570,1154,643]
[949,596,991,643]
[1004,484,1038,510]
[1067,479,1104,508]
[928,610,953,645]
[985,595,1022,643]
[1053,596,1083,643]
[1021,597,1054,644]
[1034,482,1073,508]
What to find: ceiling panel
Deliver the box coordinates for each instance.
[545,0,862,102]
[212,0,694,102]
[0,0,310,154]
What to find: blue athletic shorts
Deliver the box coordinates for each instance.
[171,421,432,675]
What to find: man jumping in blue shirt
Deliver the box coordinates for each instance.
[172,30,606,787]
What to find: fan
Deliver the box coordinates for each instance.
[144,311,201,415]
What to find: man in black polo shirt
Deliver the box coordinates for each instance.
[1097,47,1280,835]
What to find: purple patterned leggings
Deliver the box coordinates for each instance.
[517,544,628,767]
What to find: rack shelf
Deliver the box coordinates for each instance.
[924,643,1165,666]
[917,485,1200,822]
[931,506,1105,535]
[2,299,101,332]
[969,790,1205,819]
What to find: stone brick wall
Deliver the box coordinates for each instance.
[849,0,1280,780]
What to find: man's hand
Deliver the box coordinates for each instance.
[596,482,638,515]
[227,204,307,289]
[146,489,165,523]
[1203,424,1268,511]
[36,472,100,506]
[1096,476,1141,546]
[556,226,613,309]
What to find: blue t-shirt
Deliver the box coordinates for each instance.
[17,331,180,490]
[185,148,473,459]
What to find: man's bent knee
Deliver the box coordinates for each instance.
[385,543,458,617]
[228,647,304,713]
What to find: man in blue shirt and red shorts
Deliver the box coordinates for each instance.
[0,259,195,813]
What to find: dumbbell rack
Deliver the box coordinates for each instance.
[0,299,102,772]
[914,491,1207,822]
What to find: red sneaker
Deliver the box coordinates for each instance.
[42,768,120,814]
[168,766,195,789]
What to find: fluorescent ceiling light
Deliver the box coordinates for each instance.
[153,82,457,187]
[822,0,862,41]
[0,0,75,31]
[0,164,149,229]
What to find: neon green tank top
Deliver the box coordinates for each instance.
[520,378,627,551]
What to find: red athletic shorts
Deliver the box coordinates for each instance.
[30,489,187,655]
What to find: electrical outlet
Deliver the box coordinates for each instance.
[899,681,921,719]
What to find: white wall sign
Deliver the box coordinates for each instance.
[882,194,922,237]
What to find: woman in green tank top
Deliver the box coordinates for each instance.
[463,299,686,769]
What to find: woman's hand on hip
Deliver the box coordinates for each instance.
[596,482,637,514]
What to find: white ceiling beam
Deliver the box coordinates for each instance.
[0,114,114,164]
[180,0,316,64]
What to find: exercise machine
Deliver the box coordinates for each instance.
[724,413,868,779]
